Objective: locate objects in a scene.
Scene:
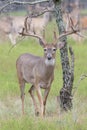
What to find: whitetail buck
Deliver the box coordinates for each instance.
[16,31,63,117]
[16,24,80,117]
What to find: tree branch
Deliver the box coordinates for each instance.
[29,7,55,17]
[73,74,87,96]
[0,0,50,13]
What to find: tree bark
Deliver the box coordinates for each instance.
[53,0,74,111]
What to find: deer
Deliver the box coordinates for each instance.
[16,31,62,117]
[16,23,81,117]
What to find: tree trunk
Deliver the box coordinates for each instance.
[53,0,74,111]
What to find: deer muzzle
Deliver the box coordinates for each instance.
[47,53,52,60]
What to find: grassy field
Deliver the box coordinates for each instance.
[0,21,87,130]
[81,9,87,15]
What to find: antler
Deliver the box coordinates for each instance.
[19,15,86,46]
[58,16,87,40]
[54,28,80,42]
[58,28,79,40]
[19,15,47,46]
[66,14,86,38]
[19,26,47,46]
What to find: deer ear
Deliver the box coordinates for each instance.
[57,42,65,49]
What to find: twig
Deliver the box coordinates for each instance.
[72,74,87,96]
[8,36,25,54]
[29,7,55,18]
[0,0,49,13]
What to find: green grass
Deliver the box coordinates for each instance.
[0,21,87,129]
[81,9,87,15]
[9,10,27,16]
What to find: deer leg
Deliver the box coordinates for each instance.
[28,85,39,116]
[35,86,44,117]
[43,87,50,116]
[19,81,25,115]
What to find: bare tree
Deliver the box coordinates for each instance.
[53,0,74,111]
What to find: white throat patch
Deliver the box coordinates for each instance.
[45,59,55,66]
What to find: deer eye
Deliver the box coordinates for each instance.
[44,48,47,52]
[53,48,56,51]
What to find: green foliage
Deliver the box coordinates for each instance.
[0,22,87,129]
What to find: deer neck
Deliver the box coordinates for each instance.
[39,57,55,78]
[42,57,55,68]
[45,58,55,66]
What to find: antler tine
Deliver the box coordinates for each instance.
[68,17,86,38]
[70,17,74,27]
[76,32,87,38]
[19,28,46,45]
[53,30,58,44]
[58,29,79,40]
[67,13,73,27]
[54,31,57,39]
[18,15,47,46]
[58,29,86,41]
[58,14,86,40]
[75,20,80,28]
[69,17,76,31]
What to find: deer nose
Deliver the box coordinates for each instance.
[48,57,52,60]
[47,54,52,60]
